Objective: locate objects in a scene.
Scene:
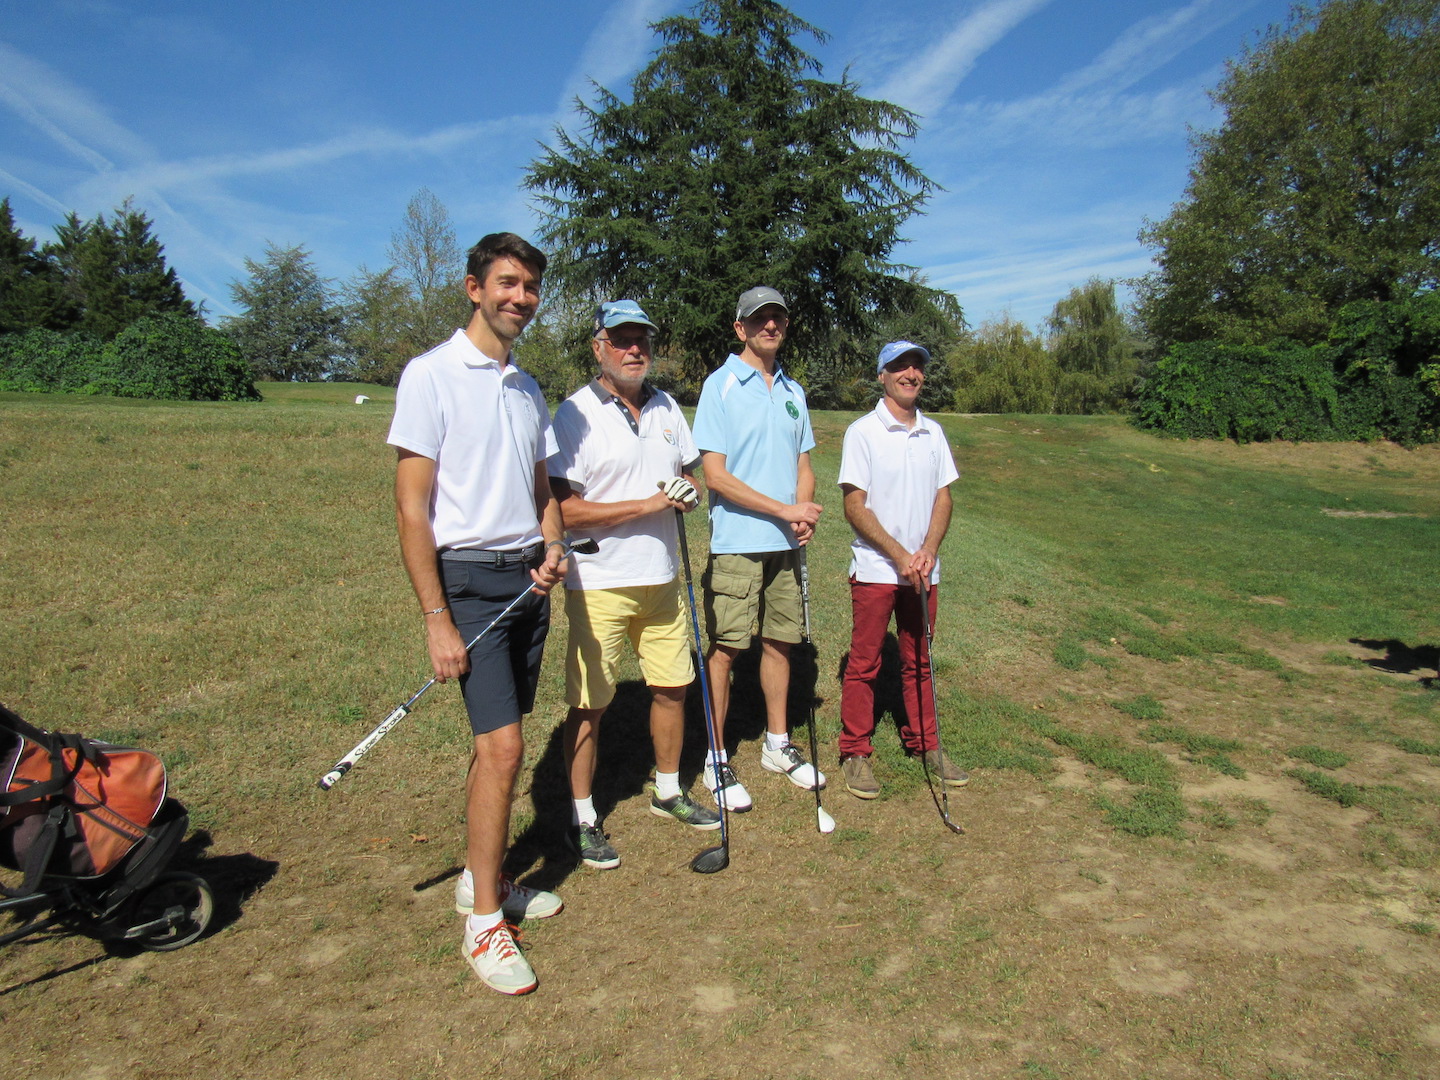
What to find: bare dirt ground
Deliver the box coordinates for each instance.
[3,426,1438,1079]
[4,628,1437,1080]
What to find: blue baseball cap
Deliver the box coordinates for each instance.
[877,340,930,374]
[593,299,658,335]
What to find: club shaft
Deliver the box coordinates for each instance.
[796,547,828,829]
[318,539,593,790]
[676,511,728,848]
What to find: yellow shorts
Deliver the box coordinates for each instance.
[565,580,695,709]
[702,551,802,649]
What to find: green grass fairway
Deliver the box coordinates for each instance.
[3,386,1438,1079]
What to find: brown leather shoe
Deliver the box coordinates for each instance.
[841,754,880,799]
[922,749,969,787]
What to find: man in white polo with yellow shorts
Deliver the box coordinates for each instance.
[548,299,719,868]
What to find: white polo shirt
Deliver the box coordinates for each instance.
[548,380,700,589]
[837,399,959,585]
[387,329,555,551]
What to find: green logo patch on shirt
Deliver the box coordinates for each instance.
[786,401,799,419]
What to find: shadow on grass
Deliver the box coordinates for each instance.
[172,829,279,939]
[1351,638,1439,679]
[502,636,834,891]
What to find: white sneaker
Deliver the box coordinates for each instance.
[761,743,826,790]
[463,921,537,995]
[454,873,564,919]
[701,759,753,812]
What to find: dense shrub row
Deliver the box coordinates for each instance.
[0,315,260,402]
[1134,294,1440,443]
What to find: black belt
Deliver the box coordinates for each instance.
[439,543,543,567]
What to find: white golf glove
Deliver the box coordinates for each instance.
[658,476,699,509]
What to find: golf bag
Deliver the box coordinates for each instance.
[1,702,176,899]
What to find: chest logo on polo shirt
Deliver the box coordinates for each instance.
[785,401,799,419]
[663,428,677,445]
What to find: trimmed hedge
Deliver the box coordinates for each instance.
[0,315,260,401]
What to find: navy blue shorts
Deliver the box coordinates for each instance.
[441,555,550,735]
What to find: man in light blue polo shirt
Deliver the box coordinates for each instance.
[692,286,825,812]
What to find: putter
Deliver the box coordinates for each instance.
[917,581,965,835]
[674,509,730,873]
[796,548,837,834]
[318,537,599,789]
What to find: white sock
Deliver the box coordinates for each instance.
[654,770,682,799]
[467,909,503,935]
[707,749,729,769]
[573,796,597,827]
[765,731,790,752]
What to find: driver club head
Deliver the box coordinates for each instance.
[569,537,600,555]
[690,844,730,874]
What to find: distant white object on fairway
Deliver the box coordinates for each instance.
[355,394,370,404]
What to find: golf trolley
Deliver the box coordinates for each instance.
[1,703,213,952]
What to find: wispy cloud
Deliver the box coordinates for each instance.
[870,0,1052,117]
[554,0,670,118]
[0,40,148,170]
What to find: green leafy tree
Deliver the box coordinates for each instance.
[226,244,344,381]
[524,0,940,397]
[1137,0,1440,347]
[951,316,1056,413]
[341,265,415,386]
[1047,278,1142,413]
[386,188,467,350]
[0,198,70,333]
[45,200,196,339]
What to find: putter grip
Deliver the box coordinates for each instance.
[317,763,351,790]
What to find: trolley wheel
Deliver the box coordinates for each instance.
[125,871,215,951]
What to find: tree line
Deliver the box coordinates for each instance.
[3,0,1436,438]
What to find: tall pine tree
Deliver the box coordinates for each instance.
[44,200,195,339]
[0,198,69,333]
[525,0,941,395]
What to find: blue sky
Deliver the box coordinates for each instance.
[1,0,1295,333]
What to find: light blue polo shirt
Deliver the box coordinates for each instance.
[692,353,816,554]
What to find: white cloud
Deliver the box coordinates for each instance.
[553,0,671,121]
[869,0,1052,117]
[0,40,149,169]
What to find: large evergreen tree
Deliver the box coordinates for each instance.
[0,198,69,333]
[1137,0,1440,347]
[524,0,941,394]
[226,244,343,381]
[45,200,196,339]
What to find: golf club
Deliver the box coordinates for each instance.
[317,537,599,790]
[673,509,730,873]
[917,580,965,834]
[796,548,837,834]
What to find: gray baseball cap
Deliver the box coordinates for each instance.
[735,286,788,320]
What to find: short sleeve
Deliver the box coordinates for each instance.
[837,420,871,491]
[692,374,726,456]
[387,358,442,459]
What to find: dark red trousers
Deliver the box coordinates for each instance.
[839,580,940,758]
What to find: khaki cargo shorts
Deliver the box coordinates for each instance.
[702,551,802,649]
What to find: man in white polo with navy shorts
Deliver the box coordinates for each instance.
[548,299,719,869]
[388,232,568,996]
[837,340,966,798]
[692,286,825,812]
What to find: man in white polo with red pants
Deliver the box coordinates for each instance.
[837,340,967,798]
